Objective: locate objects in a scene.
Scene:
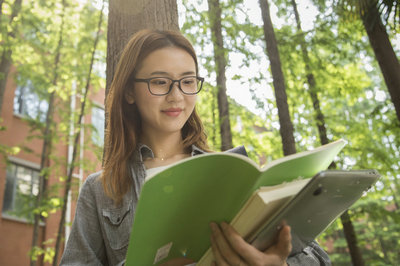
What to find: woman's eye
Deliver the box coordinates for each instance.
[183,79,195,85]
[151,79,168,86]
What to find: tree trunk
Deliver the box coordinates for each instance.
[340,211,365,266]
[52,1,105,265]
[212,88,217,148]
[106,0,179,96]
[259,0,296,156]
[0,51,12,116]
[207,0,233,151]
[378,235,390,264]
[0,0,22,117]
[290,0,328,146]
[291,1,364,264]
[0,0,4,17]
[362,4,400,123]
[30,0,65,265]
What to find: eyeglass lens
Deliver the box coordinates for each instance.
[149,77,201,95]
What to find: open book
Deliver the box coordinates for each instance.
[125,140,348,265]
[197,169,380,265]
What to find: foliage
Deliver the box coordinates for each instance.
[182,0,283,158]
[29,238,55,264]
[332,0,400,33]
[2,0,399,264]
[1,0,107,264]
[182,0,399,264]
[274,0,399,264]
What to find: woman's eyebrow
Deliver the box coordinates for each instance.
[150,71,168,76]
[181,71,196,76]
[149,71,196,76]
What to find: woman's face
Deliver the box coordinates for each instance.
[130,47,198,136]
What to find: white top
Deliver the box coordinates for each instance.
[145,165,170,181]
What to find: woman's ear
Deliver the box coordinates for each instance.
[125,90,135,104]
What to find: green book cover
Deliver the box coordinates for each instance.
[125,139,346,265]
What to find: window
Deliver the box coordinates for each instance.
[93,51,106,79]
[2,162,39,221]
[91,106,105,146]
[13,80,49,122]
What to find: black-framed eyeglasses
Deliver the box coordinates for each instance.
[133,76,204,96]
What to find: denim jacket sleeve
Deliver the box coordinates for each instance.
[60,173,108,265]
[287,241,331,265]
[60,171,134,266]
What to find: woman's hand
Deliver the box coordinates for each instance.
[210,222,292,266]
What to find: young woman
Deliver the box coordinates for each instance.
[60,29,330,266]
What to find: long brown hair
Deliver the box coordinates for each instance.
[102,29,209,205]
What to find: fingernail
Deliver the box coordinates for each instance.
[220,221,228,229]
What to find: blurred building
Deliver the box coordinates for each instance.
[0,67,105,265]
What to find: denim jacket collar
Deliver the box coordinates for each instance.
[136,143,205,162]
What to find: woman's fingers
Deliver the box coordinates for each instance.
[220,222,269,265]
[262,225,292,266]
[210,222,246,265]
[212,222,292,266]
[273,225,292,258]
[210,234,229,266]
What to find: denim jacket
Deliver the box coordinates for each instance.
[60,145,331,266]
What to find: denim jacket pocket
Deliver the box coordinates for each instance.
[102,204,132,250]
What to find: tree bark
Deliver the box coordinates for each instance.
[362,4,400,123]
[106,0,179,96]
[212,88,217,147]
[0,0,22,117]
[30,0,65,265]
[291,2,364,264]
[0,51,12,116]
[340,211,365,266]
[52,1,105,264]
[0,0,4,17]
[207,0,233,151]
[291,0,328,146]
[259,0,296,156]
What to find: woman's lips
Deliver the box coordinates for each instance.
[162,108,183,117]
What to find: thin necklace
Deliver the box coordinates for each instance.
[151,153,188,161]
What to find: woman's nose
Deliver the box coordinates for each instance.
[166,81,184,101]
